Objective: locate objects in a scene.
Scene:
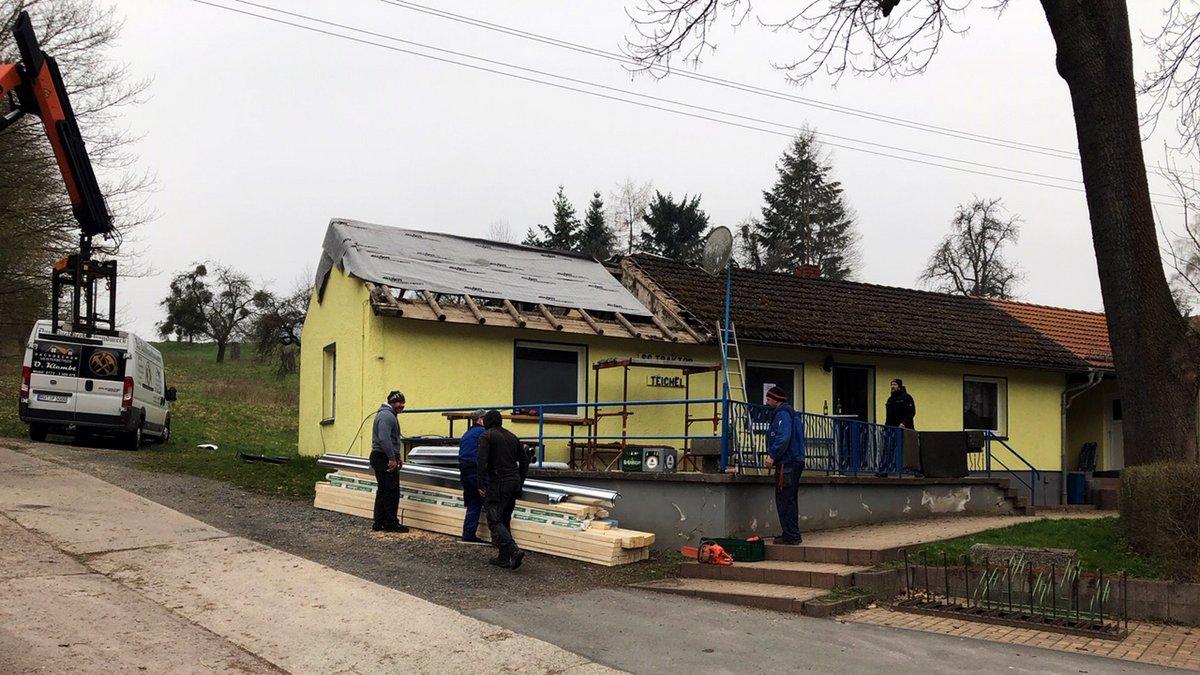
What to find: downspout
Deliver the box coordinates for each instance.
[1060,368,1103,504]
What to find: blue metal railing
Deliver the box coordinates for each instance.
[968,431,1040,506]
[727,401,905,475]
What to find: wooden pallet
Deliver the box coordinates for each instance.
[313,478,652,566]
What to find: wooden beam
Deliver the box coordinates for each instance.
[421,290,446,321]
[365,282,403,316]
[537,304,564,331]
[503,299,527,327]
[462,294,487,324]
[619,259,703,341]
[614,312,642,339]
[577,308,604,335]
[649,313,678,342]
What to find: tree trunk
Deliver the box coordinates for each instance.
[1042,0,1200,464]
[215,340,226,364]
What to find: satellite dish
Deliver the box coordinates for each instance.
[700,226,733,276]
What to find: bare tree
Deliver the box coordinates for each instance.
[920,198,1022,299]
[158,264,265,364]
[0,0,152,349]
[625,0,1200,466]
[608,177,654,254]
[486,220,515,243]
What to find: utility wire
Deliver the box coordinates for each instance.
[192,0,1184,206]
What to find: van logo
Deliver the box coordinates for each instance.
[89,351,118,376]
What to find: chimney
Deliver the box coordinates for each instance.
[795,264,821,278]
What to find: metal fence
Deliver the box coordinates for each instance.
[728,401,905,475]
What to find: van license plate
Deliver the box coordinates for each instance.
[36,393,69,403]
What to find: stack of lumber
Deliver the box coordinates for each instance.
[313,470,654,566]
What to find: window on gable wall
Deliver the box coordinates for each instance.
[513,342,585,416]
[322,343,336,422]
[963,376,1006,435]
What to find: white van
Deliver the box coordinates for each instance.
[18,320,176,449]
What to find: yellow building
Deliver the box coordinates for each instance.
[299,220,1116,504]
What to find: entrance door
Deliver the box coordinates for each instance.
[745,363,800,407]
[832,365,873,422]
[1107,397,1124,470]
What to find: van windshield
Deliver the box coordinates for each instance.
[32,340,126,381]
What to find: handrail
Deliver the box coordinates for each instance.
[979,431,1040,506]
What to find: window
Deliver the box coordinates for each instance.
[322,343,336,422]
[513,341,585,415]
[746,362,803,408]
[963,376,1006,434]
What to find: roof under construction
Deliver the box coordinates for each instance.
[315,219,701,343]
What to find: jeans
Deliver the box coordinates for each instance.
[370,450,400,528]
[775,461,804,541]
[460,469,483,540]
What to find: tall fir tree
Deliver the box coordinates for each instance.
[638,191,709,262]
[578,191,616,260]
[524,185,581,251]
[755,131,861,280]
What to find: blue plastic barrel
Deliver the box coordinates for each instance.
[1066,472,1087,505]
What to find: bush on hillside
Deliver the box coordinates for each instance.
[1121,463,1200,581]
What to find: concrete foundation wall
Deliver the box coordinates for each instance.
[536,472,1015,550]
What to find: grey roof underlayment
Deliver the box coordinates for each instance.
[315,219,651,316]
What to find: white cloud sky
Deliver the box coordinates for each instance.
[77,0,1191,336]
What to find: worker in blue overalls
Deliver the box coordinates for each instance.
[457,409,489,544]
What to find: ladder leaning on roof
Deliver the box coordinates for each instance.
[717,321,748,403]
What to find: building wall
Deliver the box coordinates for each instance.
[300,269,1087,473]
[1066,378,1119,471]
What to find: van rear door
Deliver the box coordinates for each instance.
[74,344,127,421]
[28,339,83,416]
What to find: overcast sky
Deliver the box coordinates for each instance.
[80,0,1191,337]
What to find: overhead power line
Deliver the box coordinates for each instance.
[190,0,1184,207]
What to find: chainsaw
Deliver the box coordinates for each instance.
[680,539,734,566]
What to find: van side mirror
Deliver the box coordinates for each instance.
[165,386,177,402]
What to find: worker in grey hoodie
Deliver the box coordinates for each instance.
[370,390,409,532]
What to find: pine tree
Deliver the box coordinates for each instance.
[578,191,616,260]
[756,131,861,279]
[524,185,581,251]
[639,191,709,262]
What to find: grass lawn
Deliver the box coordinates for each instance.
[913,516,1162,579]
[2,341,326,498]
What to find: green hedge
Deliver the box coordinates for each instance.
[1121,463,1200,582]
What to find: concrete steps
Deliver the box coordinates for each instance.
[679,559,870,588]
[764,542,905,565]
[630,578,865,617]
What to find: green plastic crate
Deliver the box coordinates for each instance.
[705,537,766,562]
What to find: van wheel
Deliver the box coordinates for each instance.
[29,423,48,442]
[125,423,143,451]
[155,416,171,445]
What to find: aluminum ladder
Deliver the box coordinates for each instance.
[717,321,748,403]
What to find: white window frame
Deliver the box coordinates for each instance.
[745,361,805,409]
[963,375,1006,436]
[322,342,336,423]
[513,340,587,416]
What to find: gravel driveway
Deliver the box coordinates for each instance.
[2,438,677,611]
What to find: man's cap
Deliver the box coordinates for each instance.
[483,409,503,428]
[387,390,406,404]
[766,386,788,403]
[472,408,488,421]
[891,378,903,387]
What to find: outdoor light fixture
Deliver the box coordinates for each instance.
[823,355,835,372]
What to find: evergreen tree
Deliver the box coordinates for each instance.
[579,191,616,260]
[523,185,581,251]
[639,191,709,262]
[756,131,861,280]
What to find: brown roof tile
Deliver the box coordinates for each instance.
[628,255,1105,372]
[987,298,1113,369]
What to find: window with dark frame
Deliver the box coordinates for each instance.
[513,343,583,415]
[963,377,1004,433]
[322,343,336,421]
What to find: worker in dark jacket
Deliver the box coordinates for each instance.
[885,378,917,429]
[765,386,805,545]
[370,390,409,533]
[476,410,529,569]
[457,409,488,544]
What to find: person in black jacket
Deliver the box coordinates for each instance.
[884,379,917,429]
[476,410,529,569]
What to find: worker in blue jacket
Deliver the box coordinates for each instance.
[765,386,805,545]
[457,409,489,544]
